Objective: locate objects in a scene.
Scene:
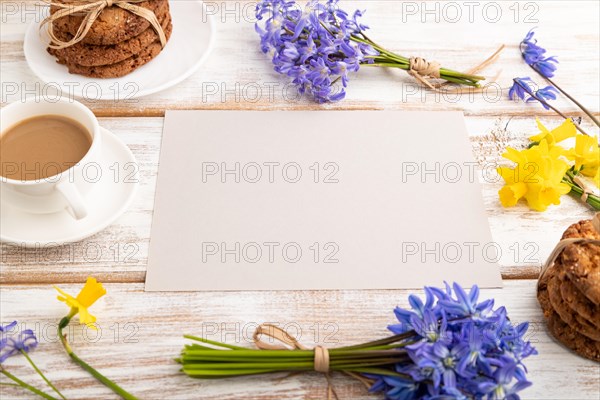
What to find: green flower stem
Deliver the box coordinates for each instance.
[355,31,483,82]
[181,351,408,363]
[179,331,415,380]
[352,37,409,64]
[58,316,138,400]
[183,335,246,350]
[335,331,417,350]
[351,35,484,86]
[20,351,66,400]
[316,20,484,88]
[363,63,479,86]
[0,369,59,400]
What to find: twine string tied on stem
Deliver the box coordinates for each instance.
[409,57,441,78]
[407,57,441,89]
[572,175,597,203]
[405,45,505,93]
[253,324,338,399]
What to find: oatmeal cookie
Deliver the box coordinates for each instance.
[51,0,167,46]
[52,34,168,78]
[48,6,170,67]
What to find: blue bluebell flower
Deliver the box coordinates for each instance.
[370,283,537,400]
[509,78,558,110]
[0,321,18,362]
[521,30,546,64]
[521,29,559,78]
[527,86,558,109]
[389,287,443,334]
[0,322,38,363]
[508,77,534,101]
[454,324,492,377]
[255,0,378,102]
[368,375,421,400]
[0,321,17,333]
[437,282,496,322]
[421,341,463,389]
[532,56,558,79]
[476,357,533,399]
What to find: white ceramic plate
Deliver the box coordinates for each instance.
[0,127,139,247]
[23,0,215,100]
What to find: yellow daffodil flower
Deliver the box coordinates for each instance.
[497,146,532,207]
[498,140,571,211]
[55,277,106,329]
[498,181,528,207]
[567,134,599,177]
[530,118,576,146]
[54,278,135,398]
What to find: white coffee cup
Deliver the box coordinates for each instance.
[0,98,102,220]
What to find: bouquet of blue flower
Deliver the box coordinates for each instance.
[255,0,494,102]
[179,283,537,399]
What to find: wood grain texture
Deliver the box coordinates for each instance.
[1,1,599,117]
[1,0,600,398]
[0,115,595,283]
[1,281,599,400]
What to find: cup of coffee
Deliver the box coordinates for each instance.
[0,98,102,220]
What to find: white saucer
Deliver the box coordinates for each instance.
[23,0,215,100]
[0,127,139,247]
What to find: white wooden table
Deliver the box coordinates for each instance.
[1,1,599,398]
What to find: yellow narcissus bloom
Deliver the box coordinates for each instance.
[498,140,571,211]
[55,277,106,329]
[567,134,599,177]
[497,147,531,207]
[530,118,576,146]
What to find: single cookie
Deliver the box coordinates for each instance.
[560,277,600,329]
[546,310,600,362]
[548,265,600,341]
[48,6,170,67]
[51,0,166,46]
[560,220,600,305]
[53,26,170,78]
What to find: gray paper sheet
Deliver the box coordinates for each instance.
[146,111,502,291]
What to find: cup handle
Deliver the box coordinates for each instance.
[55,181,88,220]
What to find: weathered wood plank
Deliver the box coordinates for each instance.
[1,1,598,116]
[0,280,598,399]
[1,1,599,399]
[1,115,595,283]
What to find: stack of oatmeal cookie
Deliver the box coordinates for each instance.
[538,218,600,361]
[47,0,172,78]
